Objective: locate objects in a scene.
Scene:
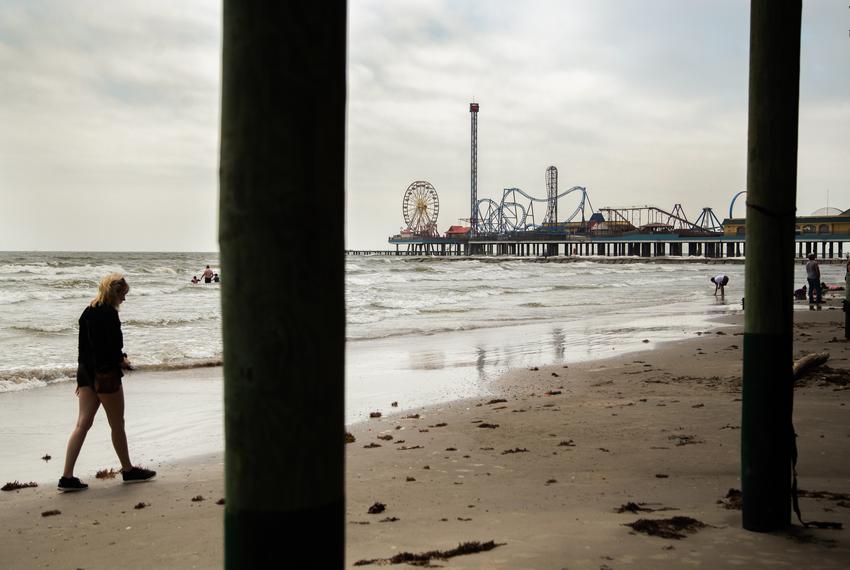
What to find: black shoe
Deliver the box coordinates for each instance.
[122,466,156,483]
[58,476,89,492]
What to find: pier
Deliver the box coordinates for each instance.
[376,232,850,260]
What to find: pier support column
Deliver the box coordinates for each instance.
[220,1,345,566]
[742,0,800,533]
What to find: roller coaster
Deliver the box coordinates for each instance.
[472,166,593,234]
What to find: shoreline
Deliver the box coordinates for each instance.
[2,307,849,568]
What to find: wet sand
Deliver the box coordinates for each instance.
[2,304,849,569]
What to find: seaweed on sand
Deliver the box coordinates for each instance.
[717,488,742,510]
[616,502,654,514]
[354,540,504,566]
[625,516,707,539]
[2,481,38,491]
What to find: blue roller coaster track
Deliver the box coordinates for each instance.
[473,185,590,233]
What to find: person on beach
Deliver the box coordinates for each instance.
[806,253,822,309]
[201,265,214,283]
[794,284,807,301]
[58,273,156,492]
[711,274,729,296]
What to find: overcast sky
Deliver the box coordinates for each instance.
[0,1,847,251]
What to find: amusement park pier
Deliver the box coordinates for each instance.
[374,102,850,261]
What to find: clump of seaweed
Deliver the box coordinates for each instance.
[367,502,386,514]
[96,468,120,479]
[616,502,653,514]
[717,488,742,510]
[625,516,706,539]
[191,495,205,502]
[134,502,148,509]
[2,481,38,492]
[345,432,356,444]
[41,509,61,517]
[501,448,528,455]
[354,540,504,566]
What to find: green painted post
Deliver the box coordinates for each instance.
[741,0,801,532]
[219,1,346,565]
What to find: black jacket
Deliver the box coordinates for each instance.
[78,303,125,378]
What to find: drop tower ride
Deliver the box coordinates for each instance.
[470,102,479,234]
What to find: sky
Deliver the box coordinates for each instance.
[0,1,848,251]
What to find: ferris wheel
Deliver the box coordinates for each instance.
[402,181,440,236]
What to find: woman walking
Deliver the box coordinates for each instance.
[58,273,156,491]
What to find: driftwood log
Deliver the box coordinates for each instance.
[792,352,829,380]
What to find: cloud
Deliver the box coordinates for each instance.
[0,0,220,251]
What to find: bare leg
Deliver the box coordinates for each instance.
[62,387,101,478]
[98,387,133,471]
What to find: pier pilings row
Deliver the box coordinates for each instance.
[362,237,849,260]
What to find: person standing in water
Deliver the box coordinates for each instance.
[201,265,214,283]
[806,253,822,309]
[59,273,156,491]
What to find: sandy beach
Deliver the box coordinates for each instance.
[2,304,849,568]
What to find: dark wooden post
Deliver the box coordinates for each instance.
[220,1,346,565]
[741,0,801,532]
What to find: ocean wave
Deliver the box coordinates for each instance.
[136,266,179,275]
[0,359,223,393]
[0,366,76,392]
[0,263,125,276]
[8,323,76,335]
[123,313,221,327]
[419,307,473,314]
[0,289,93,305]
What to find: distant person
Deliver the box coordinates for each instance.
[213,273,220,283]
[793,284,807,301]
[711,274,729,296]
[59,273,156,492]
[191,276,200,284]
[806,253,822,308]
[201,265,214,284]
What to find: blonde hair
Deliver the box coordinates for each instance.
[91,273,129,309]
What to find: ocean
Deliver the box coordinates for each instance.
[1,252,835,399]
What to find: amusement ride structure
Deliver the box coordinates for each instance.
[390,102,758,245]
[472,169,592,233]
[401,180,440,237]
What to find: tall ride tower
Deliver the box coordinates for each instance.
[544,166,558,224]
[469,102,479,233]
